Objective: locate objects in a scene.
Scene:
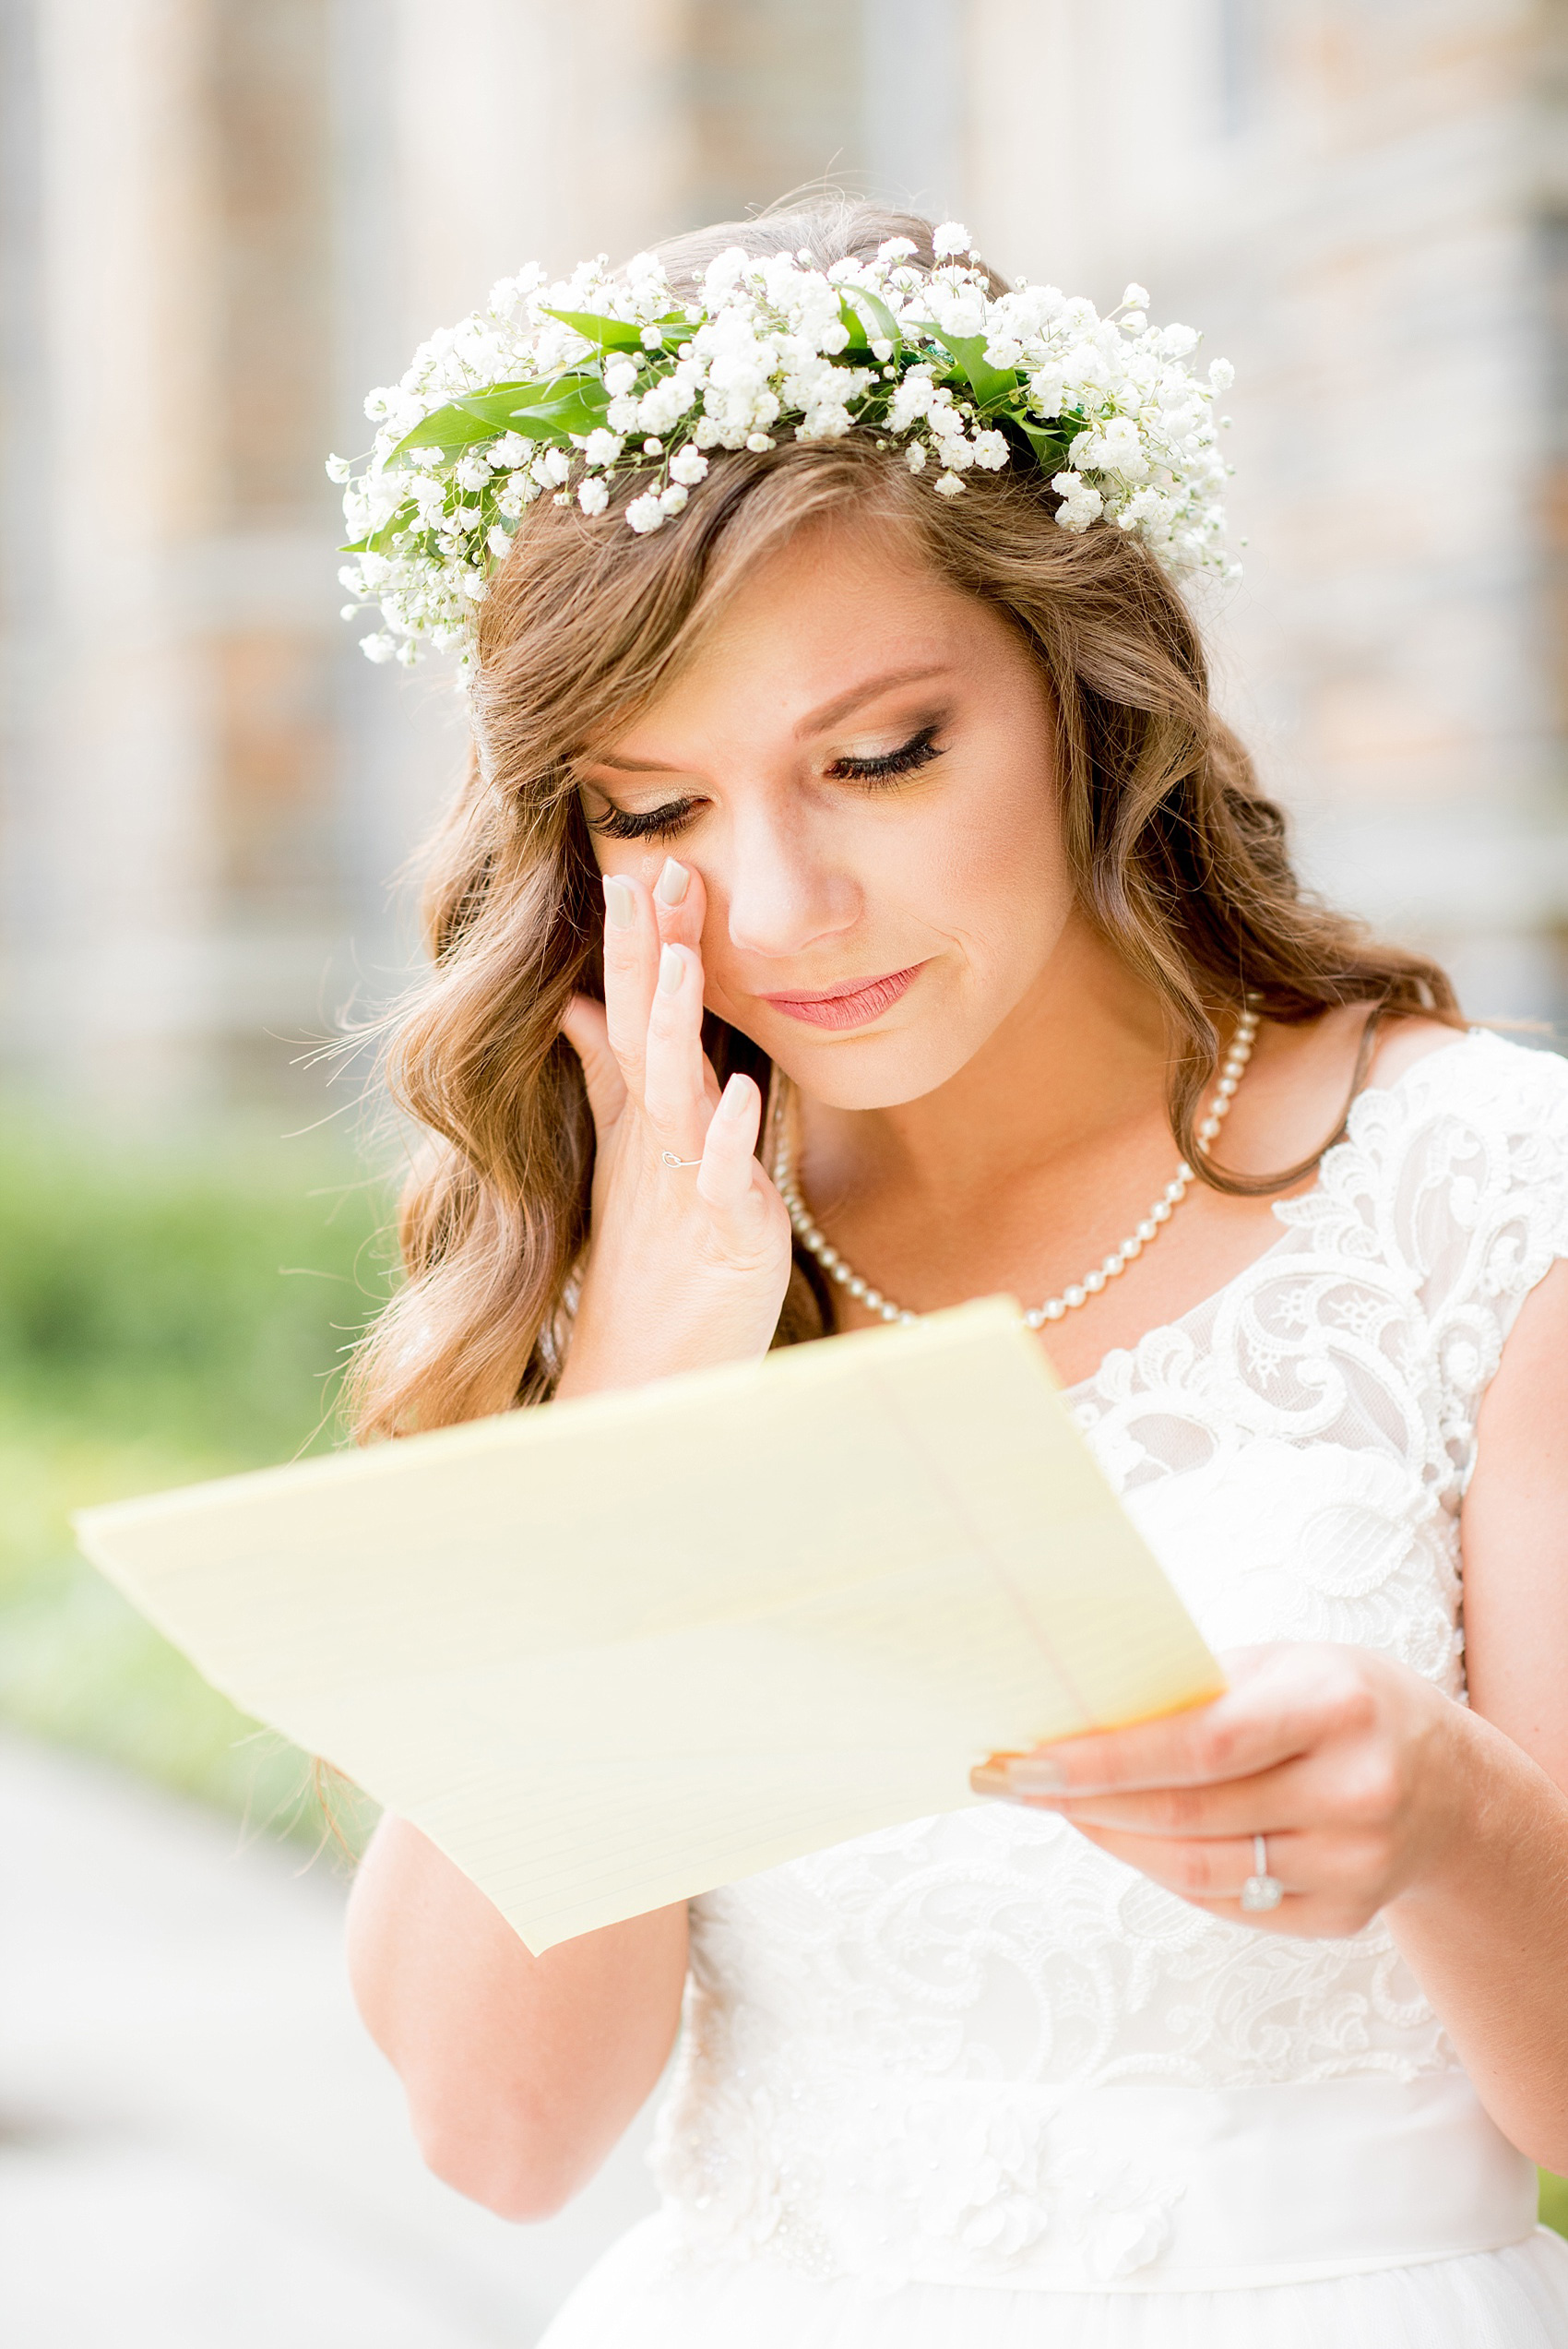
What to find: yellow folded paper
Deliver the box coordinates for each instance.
[76,1295,1222,1952]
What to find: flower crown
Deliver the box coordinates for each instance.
[331,225,1237,675]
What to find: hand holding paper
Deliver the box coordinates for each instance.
[76,1296,1223,1952]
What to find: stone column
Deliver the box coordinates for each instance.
[7,0,222,1104]
[965,0,1568,1025]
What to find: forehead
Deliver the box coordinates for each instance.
[607,511,995,756]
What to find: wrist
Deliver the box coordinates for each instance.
[1389,1699,1530,1914]
[554,1294,781,1399]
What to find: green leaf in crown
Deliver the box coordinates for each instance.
[329,228,1237,674]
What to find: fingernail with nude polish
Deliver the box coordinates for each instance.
[658,944,683,995]
[655,857,690,908]
[969,1764,1015,1798]
[1005,1756,1069,1794]
[719,1073,753,1119]
[603,876,636,931]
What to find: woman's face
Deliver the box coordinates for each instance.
[576,509,1075,1110]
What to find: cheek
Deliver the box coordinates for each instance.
[899,759,1069,964]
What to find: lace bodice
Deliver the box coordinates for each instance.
[650,1033,1568,2290]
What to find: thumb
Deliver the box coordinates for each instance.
[560,994,628,1137]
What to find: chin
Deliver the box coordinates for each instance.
[764,1023,981,1110]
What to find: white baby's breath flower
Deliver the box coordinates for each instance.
[325,453,351,483]
[360,631,398,663]
[1051,471,1104,532]
[337,244,1235,666]
[1208,356,1235,392]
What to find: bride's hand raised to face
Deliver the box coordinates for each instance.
[556,861,793,1396]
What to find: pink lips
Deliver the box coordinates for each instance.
[759,963,926,1031]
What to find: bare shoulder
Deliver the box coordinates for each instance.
[1230,1004,1463,1183]
[1364,1009,1468,1089]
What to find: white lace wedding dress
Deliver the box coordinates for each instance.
[542,1031,1568,2346]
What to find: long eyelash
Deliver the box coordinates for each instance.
[587,796,699,842]
[828,724,944,785]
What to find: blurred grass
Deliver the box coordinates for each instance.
[0,1105,391,1854]
[1,1102,1563,2231]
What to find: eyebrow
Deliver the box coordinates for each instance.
[794,664,954,737]
[580,664,956,777]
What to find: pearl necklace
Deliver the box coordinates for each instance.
[773,1005,1261,1330]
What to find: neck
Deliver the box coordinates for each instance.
[791,917,1177,1213]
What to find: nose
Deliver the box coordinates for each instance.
[719,802,861,962]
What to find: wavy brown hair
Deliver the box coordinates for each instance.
[347,197,1459,1440]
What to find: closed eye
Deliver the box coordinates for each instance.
[826,723,944,785]
[585,793,702,843]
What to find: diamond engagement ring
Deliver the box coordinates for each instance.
[1240,1834,1284,1913]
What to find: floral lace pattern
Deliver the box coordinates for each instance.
[651,1034,1568,2287]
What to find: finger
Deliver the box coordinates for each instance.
[992,1754,1319,1840]
[559,994,628,1137]
[643,941,710,1150]
[600,874,659,1097]
[653,862,722,1115]
[651,856,707,955]
[1069,1819,1306,1906]
[989,1649,1336,1797]
[695,1074,766,1221]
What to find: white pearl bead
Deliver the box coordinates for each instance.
[774,1008,1261,1339]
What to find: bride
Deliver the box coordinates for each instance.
[339,199,1568,2342]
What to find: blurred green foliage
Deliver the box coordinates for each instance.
[0,1106,393,1852]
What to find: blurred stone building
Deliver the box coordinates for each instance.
[1,0,1564,1111]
